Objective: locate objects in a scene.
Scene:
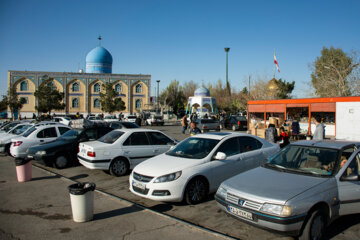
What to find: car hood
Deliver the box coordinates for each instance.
[133,154,204,176]
[222,166,330,205]
[27,139,75,154]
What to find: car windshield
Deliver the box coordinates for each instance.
[58,129,82,140]
[11,125,32,135]
[98,131,124,144]
[264,145,340,177]
[23,126,37,137]
[235,116,247,121]
[64,117,71,121]
[166,137,220,159]
[2,122,19,132]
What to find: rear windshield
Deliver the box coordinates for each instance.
[121,122,139,128]
[98,131,124,144]
[200,119,217,124]
[11,125,32,135]
[23,126,37,137]
[235,116,247,121]
[127,116,136,119]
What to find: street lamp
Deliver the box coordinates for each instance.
[224,48,230,95]
[156,80,160,114]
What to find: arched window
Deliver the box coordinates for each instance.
[94,83,101,92]
[20,81,28,91]
[72,82,79,92]
[115,83,122,93]
[72,98,79,108]
[93,98,100,108]
[135,84,142,93]
[135,99,142,109]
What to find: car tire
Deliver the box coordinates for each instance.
[54,155,69,169]
[5,143,11,155]
[299,209,327,240]
[109,158,129,177]
[232,125,237,131]
[184,177,208,205]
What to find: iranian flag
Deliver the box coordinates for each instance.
[274,51,280,73]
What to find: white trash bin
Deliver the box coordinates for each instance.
[68,182,96,222]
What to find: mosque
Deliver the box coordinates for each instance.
[7,40,151,118]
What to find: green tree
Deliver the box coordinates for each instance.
[273,78,295,99]
[99,83,126,113]
[311,47,359,97]
[34,77,65,115]
[159,80,186,115]
[0,95,8,112]
[5,84,26,120]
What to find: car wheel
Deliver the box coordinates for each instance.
[109,158,129,177]
[184,178,208,205]
[54,155,68,169]
[5,143,11,155]
[232,125,237,131]
[299,209,326,240]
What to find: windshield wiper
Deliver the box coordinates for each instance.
[264,163,286,171]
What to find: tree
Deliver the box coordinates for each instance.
[159,80,186,115]
[0,95,8,112]
[182,80,198,100]
[99,83,126,113]
[34,77,65,115]
[273,78,295,99]
[311,47,360,97]
[5,84,26,120]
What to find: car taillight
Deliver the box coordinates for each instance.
[238,121,241,126]
[203,125,208,129]
[78,147,80,153]
[13,141,23,147]
[87,151,96,157]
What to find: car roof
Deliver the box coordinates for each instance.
[193,132,255,140]
[112,128,159,133]
[292,140,360,150]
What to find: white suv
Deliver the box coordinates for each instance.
[10,124,72,158]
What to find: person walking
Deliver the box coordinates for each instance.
[313,116,324,140]
[189,121,201,136]
[279,127,290,148]
[291,118,300,140]
[181,115,188,134]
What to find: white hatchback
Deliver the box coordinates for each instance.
[129,132,280,204]
[10,124,72,158]
[78,129,177,176]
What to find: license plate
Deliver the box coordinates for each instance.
[132,180,146,190]
[27,155,34,159]
[227,205,253,220]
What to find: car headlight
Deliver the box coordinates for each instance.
[260,203,292,217]
[36,151,46,155]
[216,186,227,199]
[154,171,182,183]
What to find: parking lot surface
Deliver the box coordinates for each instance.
[1,125,360,239]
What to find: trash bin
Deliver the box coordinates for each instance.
[68,182,96,222]
[15,158,32,182]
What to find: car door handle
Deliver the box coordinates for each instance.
[40,140,44,142]
[124,151,130,154]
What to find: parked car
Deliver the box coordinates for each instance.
[0,123,34,154]
[145,115,164,126]
[27,126,114,169]
[124,115,137,123]
[224,115,247,131]
[129,132,279,204]
[10,124,71,158]
[87,116,104,123]
[108,121,140,129]
[215,140,360,239]
[0,121,21,133]
[192,118,220,133]
[53,116,71,126]
[104,115,118,122]
[78,129,177,176]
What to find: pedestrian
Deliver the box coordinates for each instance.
[32,113,36,119]
[265,124,278,143]
[279,127,290,148]
[291,118,300,140]
[313,116,324,140]
[181,115,188,134]
[189,121,201,136]
[135,115,141,126]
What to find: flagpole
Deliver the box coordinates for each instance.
[273,49,276,79]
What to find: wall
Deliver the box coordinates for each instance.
[336,102,360,141]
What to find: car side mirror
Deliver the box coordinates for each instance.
[214,152,226,160]
[340,175,359,181]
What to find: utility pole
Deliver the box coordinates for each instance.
[156,80,160,114]
[224,48,231,96]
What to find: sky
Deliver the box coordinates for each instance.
[0,0,359,98]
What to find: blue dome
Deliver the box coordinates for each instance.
[194,87,210,97]
[86,46,113,64]
[86,46,113,74]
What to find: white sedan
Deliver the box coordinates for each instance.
[10,124,71,158]
[78,129,177,176]
[129,132,279,204]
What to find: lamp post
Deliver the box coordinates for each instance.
[224,48,230,95]
[156,80,160,114]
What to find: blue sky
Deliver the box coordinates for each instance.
[0,0,359,98]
